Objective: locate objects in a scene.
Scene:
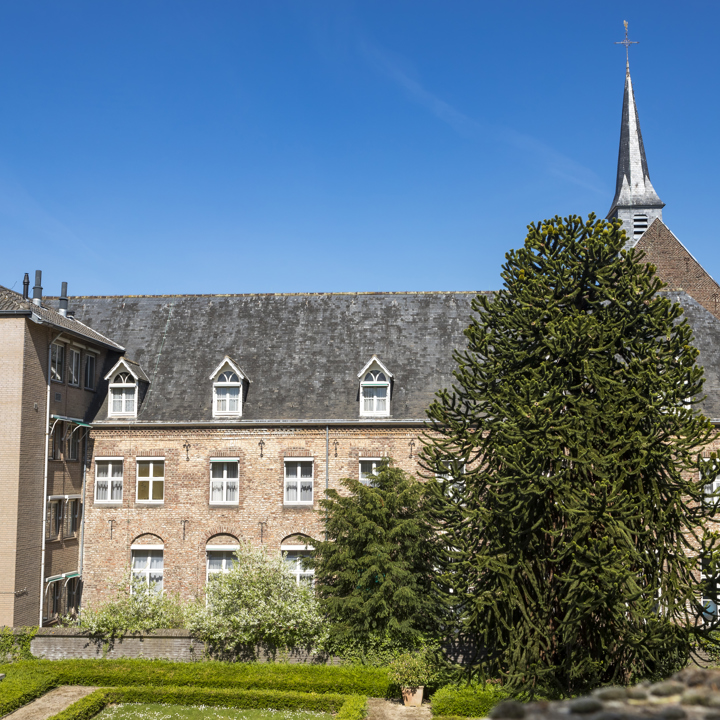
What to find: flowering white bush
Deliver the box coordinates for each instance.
[186,541,326,656]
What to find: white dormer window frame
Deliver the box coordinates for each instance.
[104,359,139,418]
[357,356,393,418]
[209,357,247,418]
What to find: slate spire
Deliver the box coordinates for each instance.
[607,48,664,247]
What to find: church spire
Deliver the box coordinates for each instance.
[607,22,664,247]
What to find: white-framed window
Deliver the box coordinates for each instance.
[68,498,82,535]
[213,371,241,416]
[50,422,62,460]
[206,547,238,581]
[84,354,96,390]
[66,426,80,461]
[360,458,382,486]
[68,348,80,386]
[703,462,720,506]
[361,370,389,416]
[137,459,165,503]
[702,554,719,622]
[282,543,315,586]
[284,459,313,505]
[50,343,65,383]
[210,460,239,505]
[109,372,137,416]
[47,499,63,540]
[95,459,123,503]
[131,547,163,593]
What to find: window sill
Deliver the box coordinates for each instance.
[108,414,137,419]
[50,379,64,385]
[212,413,243,419]
[209,502,240,507]
[94,501,123,506]
[68,383,80,389]
[135,501,165,506]
[359,414,391,419]
[284,502,314,507]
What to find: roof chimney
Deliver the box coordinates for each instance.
[22,273,29,300]
[32,270,42,306]
[59,282,68,317]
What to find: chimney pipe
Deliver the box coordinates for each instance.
[32,270,42,306]
[59,282,68,317]
[22,273,29,300]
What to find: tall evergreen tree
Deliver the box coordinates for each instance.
[421,214,720,697]
[309,461,442,650]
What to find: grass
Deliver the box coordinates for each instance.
[96,705,335,720]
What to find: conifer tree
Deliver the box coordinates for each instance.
[309,461,442,650]
[421,214,720,697]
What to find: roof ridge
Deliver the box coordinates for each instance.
[48,290,490,300]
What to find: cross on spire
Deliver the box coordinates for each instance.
[615,20,638,70]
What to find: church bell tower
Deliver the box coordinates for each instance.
[606,22,665,248]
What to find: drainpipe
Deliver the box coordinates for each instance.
[39,330,64,626]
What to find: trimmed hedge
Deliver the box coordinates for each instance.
[431,683,508,717]
[0,664,56,716]
[48,686,368,720]
[16,658,390,697]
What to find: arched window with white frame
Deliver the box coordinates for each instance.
[358,357,392,418]
[209,357,247,418]
[281,536,315,586]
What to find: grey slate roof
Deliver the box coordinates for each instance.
[65,289,720,425]
[68,292,482,424]
[0,285,124,351]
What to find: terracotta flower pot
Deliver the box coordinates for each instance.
[402,686,424,707]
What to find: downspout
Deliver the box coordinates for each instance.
[39,330,63,627]
[78,428,88,582]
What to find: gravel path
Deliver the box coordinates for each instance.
[2,686,98,720]
[367,697,432,720]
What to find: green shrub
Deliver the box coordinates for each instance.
[336,695,368,720]
[47,690,113,720]
[64,575,185,640]
[389,650,440,688]
[0,626,37,662]
[49,687,366,719]
[11,658,392,697]
[0,663,57,716]
[431,683,508,717]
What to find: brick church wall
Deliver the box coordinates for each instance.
[637,220,720,321]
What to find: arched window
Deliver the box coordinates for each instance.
[210,358,245,418]
[281,536,315,586]
[360,368,390,417]
[109,371,136,416]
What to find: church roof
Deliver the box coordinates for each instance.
[607,64,664,216]
[63,289,720,425]
[67,291,480,424]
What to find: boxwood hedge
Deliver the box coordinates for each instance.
[430,683,507,717]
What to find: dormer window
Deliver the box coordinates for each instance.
[109,372,136,416]
[104,358,147,419]
[357,356,393,418]
[209,356,248,419]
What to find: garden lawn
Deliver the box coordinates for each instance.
[97,705,335,720]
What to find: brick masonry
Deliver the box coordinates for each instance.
[82,426,426,606]
[637,220,720,322]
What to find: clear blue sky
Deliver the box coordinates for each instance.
[0,1,717,297]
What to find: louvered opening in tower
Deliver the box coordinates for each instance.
[633,214,649,238]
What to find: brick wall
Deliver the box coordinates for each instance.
[637,220,720,321]
[82,426,425,606]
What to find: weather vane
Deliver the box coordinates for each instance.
[615,20,638,69]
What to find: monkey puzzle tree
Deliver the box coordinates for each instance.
[421,214,720,697]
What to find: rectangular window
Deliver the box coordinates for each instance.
[284,460,313,505]
[66,427,79,461]
[216,387,240,413]
[702,554,718,622]
[67,577,80,615]
[359,458,381,486]
[50,343,65,383]
[110,387,135,415]
[50,422,62,460]
[95,460,123,502]
[47,499,63,540]
[210,461,239,505]
[84,354,96,390]
[131,549,163,593]
[705,474,720,505]
[51,582,62,616]
[68,499,82,534]
[137,460,165,503]
[207,550,238,581]
[68,348,80,386]
[283,549,314,586]
[362,386,388,414]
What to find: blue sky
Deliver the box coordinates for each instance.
[0,1,717,296]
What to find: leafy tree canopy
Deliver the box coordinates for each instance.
[310,460,444,652]
[421,214,720,697]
